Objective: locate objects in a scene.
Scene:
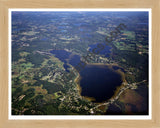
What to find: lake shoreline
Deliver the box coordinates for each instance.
[74,63,126,103]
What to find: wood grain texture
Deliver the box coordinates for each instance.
[0,0,160,127]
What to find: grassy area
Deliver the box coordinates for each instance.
[19,52,30,57]
[122,30,135,40]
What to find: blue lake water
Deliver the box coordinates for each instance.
[79,64,123,102]
[50,50,71,63]
[50,50,123,102]
[69,55,81,67]
[50,50,81,72]
[89,43,112,57]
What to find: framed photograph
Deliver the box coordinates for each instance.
[9,8,151,119]
[0,0,160,128]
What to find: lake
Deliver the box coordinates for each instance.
[79,64,123,102]
[50,50,81,72]
[89,43,112,57]
[50,50,124,103]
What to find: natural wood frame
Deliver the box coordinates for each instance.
[0,0,160,127]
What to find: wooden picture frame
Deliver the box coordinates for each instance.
[0,0,160,127]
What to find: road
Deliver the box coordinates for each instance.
[91,80,147,111]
